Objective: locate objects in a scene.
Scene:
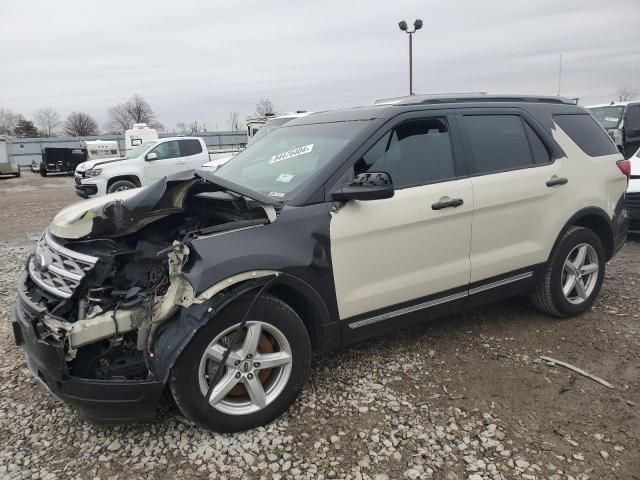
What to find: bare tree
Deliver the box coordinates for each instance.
[616,83,638,102]
[227,111,240,131]
[0,108,20,135]
[63,112,99,136]
[107,94,164,133]
[33,107,61,137]
[176,121,200,135]
[106,103,132,133]
[255,98,275,117]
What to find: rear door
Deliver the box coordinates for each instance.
[181,139,208,169]
[330,114,473,321]
[144,140,184,181]
[458,110,575,283]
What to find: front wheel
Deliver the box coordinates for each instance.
[531,226,605,317]
[107,179,137,193]
[170,293,311,432]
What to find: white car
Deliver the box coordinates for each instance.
[74,137,210,197]
[627,147,640,233]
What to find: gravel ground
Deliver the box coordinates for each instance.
[0,172,638,480]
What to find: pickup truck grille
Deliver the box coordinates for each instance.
[28,231,98,298]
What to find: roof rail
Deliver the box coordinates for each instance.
[391,94,575,106]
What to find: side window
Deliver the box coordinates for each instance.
[181,139,203,156]
[523,122,550,164]
[463,115,534,174]
[150,140,181,160]
[625,105,640,135]
[553,114,618,156]
[356,117,456,188]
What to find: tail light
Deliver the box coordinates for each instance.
[617,159,631,180]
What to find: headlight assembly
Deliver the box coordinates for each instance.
[85,168,102,178]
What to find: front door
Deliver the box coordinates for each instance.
[145,140,184,181]
[330,116,473,320]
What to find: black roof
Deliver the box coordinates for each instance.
[288,94,581,126]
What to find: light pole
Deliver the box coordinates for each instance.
[398,19,423,96]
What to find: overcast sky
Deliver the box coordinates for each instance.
[1,0,639,132]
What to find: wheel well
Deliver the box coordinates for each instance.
[572,214,613,259]
[267,284,321,352]
[107,175,141,190]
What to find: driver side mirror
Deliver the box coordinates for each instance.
[145,152,158,161]
[331,172,394,202]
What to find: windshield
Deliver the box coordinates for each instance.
[247,118,292,146]
[588,106,625,129]
[125,142,154,159]
[213,121,369,199]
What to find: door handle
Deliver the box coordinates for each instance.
[176,160,186,165]
[546,176,568,187]
[431,198,464,210]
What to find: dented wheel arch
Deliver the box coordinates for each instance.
[149,269,334,383]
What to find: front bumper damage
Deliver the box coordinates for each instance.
[10,173,282,423]
[12,273,164,422]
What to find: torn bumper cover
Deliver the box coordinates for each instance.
[12,273,164,422]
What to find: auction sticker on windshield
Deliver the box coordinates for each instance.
[269,144,314,165]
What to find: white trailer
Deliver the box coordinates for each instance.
[124,123,158,153]
[0,136,20,177]
[80,140,120,161]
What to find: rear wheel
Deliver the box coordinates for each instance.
[14,167,20,177]
[170,293,311,432]
[531,226,605,317]
[107,179,137,193]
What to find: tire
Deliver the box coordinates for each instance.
[14,168,20,177]
[531,226,605,317]
[170,293,311,432]
[107,179,137,193]
[40,168,47,177]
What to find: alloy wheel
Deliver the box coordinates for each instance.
[197,321,293,415]
[561,243,599,305]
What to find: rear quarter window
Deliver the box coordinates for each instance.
[553,114,618,157]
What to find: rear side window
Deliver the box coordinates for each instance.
[553,114,617,156]
[181,139,203,156]
[462,115,536,174]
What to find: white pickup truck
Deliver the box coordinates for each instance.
[74,137,211,197]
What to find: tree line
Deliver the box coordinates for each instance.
[0,94,163,138]
[0,95,278,138]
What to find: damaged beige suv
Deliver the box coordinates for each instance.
[12,95,629,432]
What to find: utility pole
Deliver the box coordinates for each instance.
[557,54,563,96]
[398,19,423,96]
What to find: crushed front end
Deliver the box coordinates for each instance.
[12,230,170,421]
[11,173,277,422]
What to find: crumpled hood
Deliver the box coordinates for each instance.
[50,176,193,239]
[49,171,280,240]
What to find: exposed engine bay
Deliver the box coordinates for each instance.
[25,173,277,381]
